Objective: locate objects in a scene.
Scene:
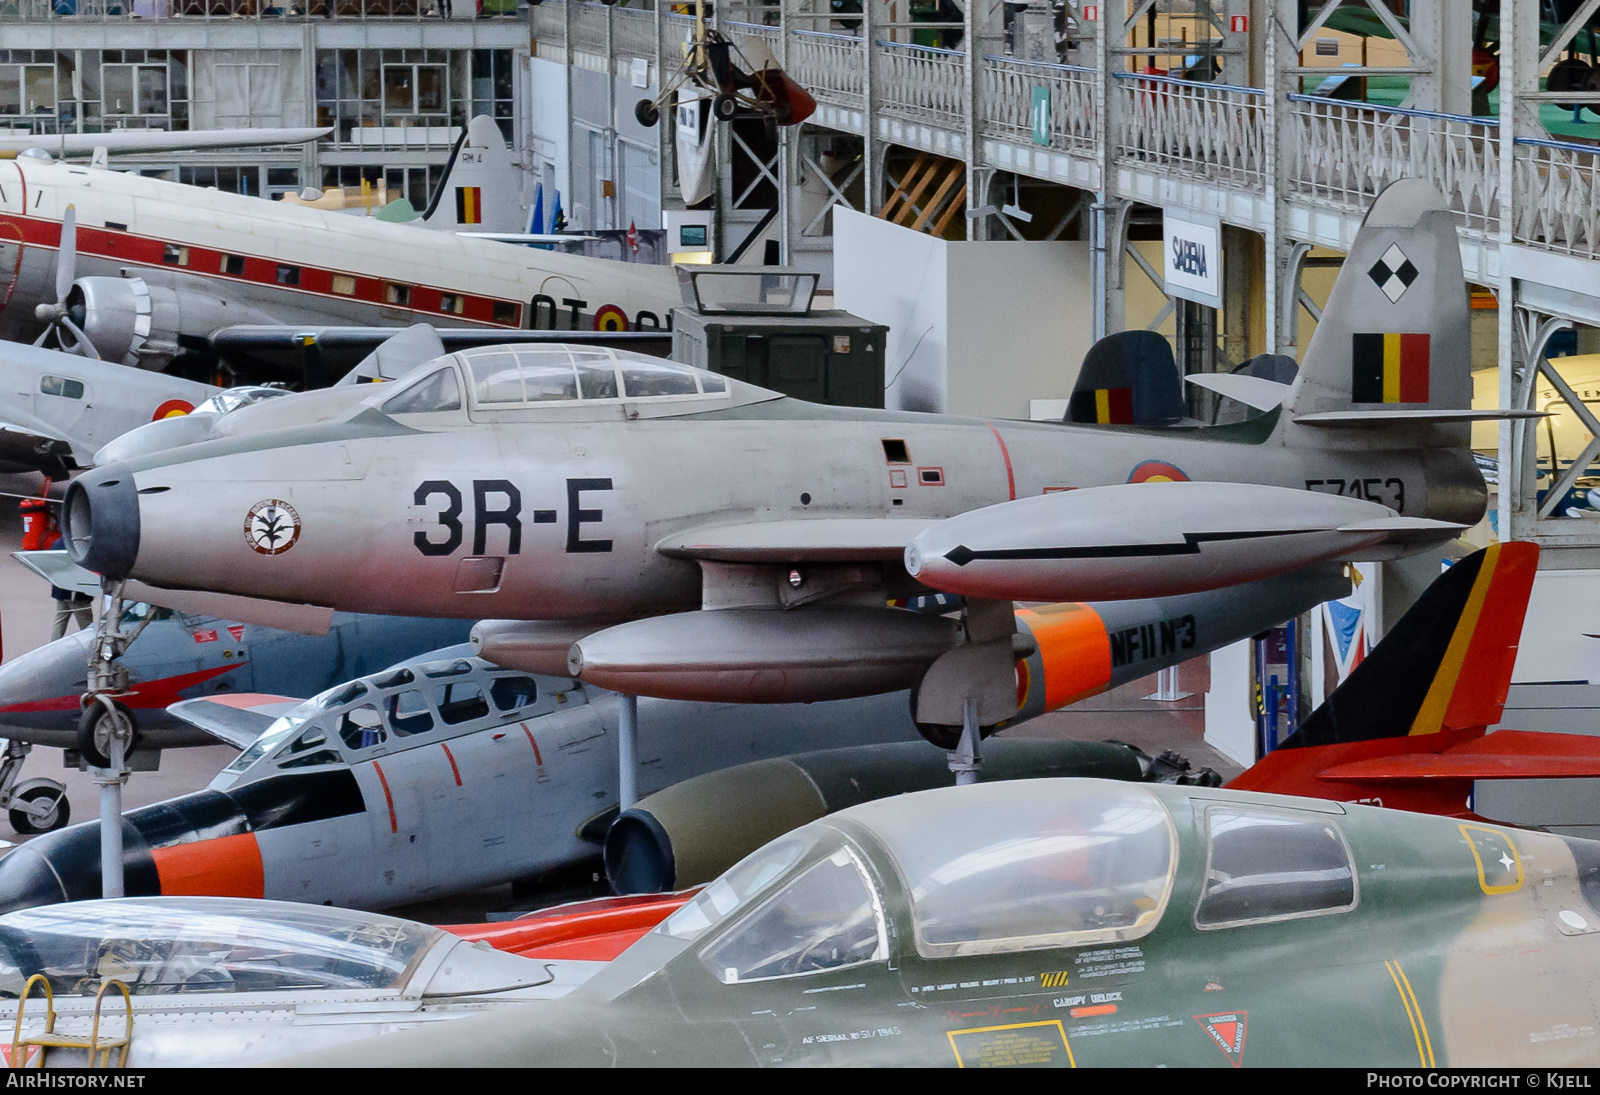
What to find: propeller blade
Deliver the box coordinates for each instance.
[55,204,76,305]
[58,315,101,361]
[30,326,50,347]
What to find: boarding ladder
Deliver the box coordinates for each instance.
[10,974,132,1067]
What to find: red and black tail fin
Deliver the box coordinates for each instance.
[1279,541,1538,749]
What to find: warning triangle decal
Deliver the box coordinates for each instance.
[1194,1011,1247,1067]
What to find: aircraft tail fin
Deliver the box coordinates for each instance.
[1283,179,1479,438]
[1279,541,1538,750]
[421,115,526,234]
[1065,330,1187,426]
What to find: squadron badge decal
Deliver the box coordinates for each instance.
[244,499,301,556]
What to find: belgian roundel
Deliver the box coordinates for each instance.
[152,399,194,421]
[1128,460,1189,484]
[593,304,630,332]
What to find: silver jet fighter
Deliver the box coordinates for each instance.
[61,182,1527,733]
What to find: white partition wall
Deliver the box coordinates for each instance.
[833,209,1093,420]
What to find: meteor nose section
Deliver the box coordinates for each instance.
[63,466,141,581]
[0,845,67,915]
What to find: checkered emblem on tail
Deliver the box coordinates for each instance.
[1368,243,1419,303]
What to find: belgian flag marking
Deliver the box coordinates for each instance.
[1351,332,1430,404]
[1068,386,1134,425]
[455,186,483,225]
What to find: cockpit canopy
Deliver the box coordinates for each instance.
[651,781,1180,985]
[221,654,564,779]
[377,345,742,421]
[0,899,440,998]
[192,386,291,418]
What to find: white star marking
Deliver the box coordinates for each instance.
[1499,852,1515,872]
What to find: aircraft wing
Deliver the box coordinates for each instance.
[122,581,335,636]
[167,694,304,750]
[12,550,101,597]
[0,419,74,474]
[0,128,332,156]
[657,518,938,563]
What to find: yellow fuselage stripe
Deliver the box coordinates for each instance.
[1095,388,1110,423]
[1394,962,1435,1066]
[1410,542,1501,736]
[1385,961,1429,1066]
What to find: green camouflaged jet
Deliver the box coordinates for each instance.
[285,777,1600,1067]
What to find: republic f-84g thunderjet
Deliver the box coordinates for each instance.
[62,181,1536,737]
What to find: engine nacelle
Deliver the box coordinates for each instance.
[603,740,1151,893]
[68,276,240,368]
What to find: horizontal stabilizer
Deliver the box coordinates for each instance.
[1185,373,1292,411]
[12,550,100,597]
[1294,408,1548,425]
[658,518,937,563]
[167,693,303,749]
[123,580,334,636]
[1318,746,1600,782]
[456,233,602,245]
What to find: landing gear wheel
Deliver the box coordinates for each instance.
[635,98,660,127]
[76,702,137,770]
[713,94,739,121]
[10,788,68,834]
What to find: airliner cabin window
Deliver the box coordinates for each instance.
[1194,807,1357,928]
[39,376,83,400]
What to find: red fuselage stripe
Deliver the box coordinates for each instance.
[372,760,399,833]
[523,722,543,766]
[987,422,1017,501]
[0,661,244,713]
[0,211,524,327]
[441,741,463,787]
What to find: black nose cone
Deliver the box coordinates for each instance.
[64,466,141,581]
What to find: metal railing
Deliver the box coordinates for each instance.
[875,39,964,131]
[788,29,865,111]
[570,2,611,57]
[0,0,520,20]
[1513,136,1600,259]
[1113,71,1267,189]
[982,55,1096,154]
[1288,95,1501,235]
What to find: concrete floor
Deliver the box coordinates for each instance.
[0,470,1235,919]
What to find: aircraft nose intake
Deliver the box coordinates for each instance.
[0,844,68,915]
[63,466,141,581]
